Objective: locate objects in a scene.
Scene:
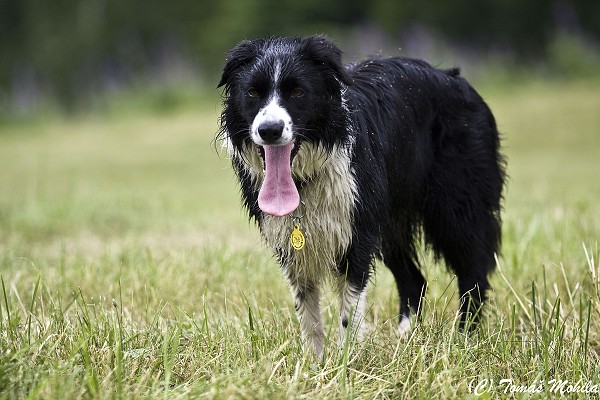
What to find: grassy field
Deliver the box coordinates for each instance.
[1,79,599,399]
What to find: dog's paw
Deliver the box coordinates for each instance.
[398,315,415,339]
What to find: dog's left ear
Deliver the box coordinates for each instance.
[300,35,353,86]
[217,39,263,88]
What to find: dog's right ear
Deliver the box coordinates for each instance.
[217,39,262,88]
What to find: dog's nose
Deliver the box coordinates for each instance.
[258,121,284,143]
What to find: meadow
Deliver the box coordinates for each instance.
[1,79,599,399]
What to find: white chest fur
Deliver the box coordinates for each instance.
[236,141,357,284]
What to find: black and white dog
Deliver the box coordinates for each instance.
[218,35,505,357]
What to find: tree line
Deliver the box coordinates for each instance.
[0,0,598,113]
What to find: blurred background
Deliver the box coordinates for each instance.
[1,0,599,118]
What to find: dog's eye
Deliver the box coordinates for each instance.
[247,88,259,97]
[291,88,304,98]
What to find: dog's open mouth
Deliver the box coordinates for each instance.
[257,142,300,217]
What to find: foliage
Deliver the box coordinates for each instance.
[1,0,600,114]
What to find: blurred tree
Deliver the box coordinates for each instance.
[0,0,598,113]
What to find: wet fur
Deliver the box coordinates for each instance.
[218,35,505,357]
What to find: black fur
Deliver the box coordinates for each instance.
[218,35,505,333]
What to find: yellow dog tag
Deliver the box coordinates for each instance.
[290,225,305,250]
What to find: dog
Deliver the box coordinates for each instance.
[217,35,505,357]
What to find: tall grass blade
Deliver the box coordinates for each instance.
[27,275,41,345]
[1,275,14,343]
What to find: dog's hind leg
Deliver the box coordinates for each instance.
[423,190,500,331]
[456,271,490,331]
[287,278,325,358]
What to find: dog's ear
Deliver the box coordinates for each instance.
[299,35,353,86]
[217,39,263,88]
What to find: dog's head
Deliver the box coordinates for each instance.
[218,36,352,216]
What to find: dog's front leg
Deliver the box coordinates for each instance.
[288,278,324,358]
[337,275,368,347]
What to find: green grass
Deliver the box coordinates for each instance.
[1,79,599,399]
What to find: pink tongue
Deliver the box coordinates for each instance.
[258,143,300,216]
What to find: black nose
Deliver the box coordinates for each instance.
[258,121,284,143]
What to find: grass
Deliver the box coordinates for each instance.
[1,79,599,399]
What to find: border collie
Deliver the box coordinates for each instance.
[218,35,505,357]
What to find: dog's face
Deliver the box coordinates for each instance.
[218,36,352,150]
[218,36,353,216]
